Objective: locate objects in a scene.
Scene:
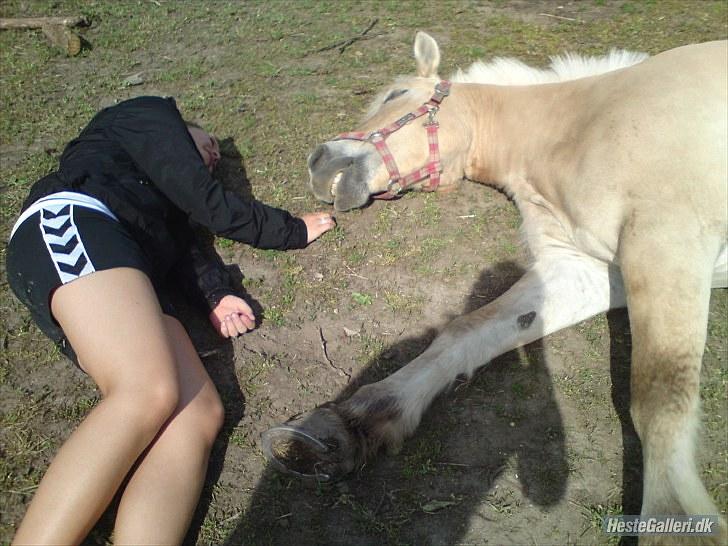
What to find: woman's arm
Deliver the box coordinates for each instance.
[171,224,255,337]
[107,97,308,250]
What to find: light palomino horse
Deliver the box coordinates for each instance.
[262,32,727,543]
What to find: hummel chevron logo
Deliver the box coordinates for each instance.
[42,205,71,219]
[42,218,72,237]
[49,235,79,255]
[40,204,97,283]
[57,254,88,276]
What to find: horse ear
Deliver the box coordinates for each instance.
[414,31,441,78]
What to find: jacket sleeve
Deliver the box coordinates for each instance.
[171,223,239,312]
[107,97,308,250]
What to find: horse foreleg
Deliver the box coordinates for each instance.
[619,228,727,545]
[263,253,624,480]
[340,253,625,456]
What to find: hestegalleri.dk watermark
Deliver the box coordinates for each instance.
[603,515,720,536]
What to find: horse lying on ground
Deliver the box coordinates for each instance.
[262,32,727,543]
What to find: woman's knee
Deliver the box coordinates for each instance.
[162,315,225,445]
[191,387,225,447]
[109,375,180,436]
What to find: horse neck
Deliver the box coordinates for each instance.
[461,81,590,194]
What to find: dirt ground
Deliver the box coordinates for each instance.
[1,1,726,545]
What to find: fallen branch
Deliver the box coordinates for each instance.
[314,18,379,55]
[538,12,581,23]
[0,16,89,29]
[0,16,89,56]
[41,24,82,56]
[318,326,351,381]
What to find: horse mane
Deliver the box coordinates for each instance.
[452,49,649,85]
[363,48,649,120]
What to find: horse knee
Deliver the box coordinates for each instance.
[630,350,701,433]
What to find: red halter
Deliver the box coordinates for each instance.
[334,80,451,200]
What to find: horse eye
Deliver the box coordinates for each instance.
[383,89,408,103]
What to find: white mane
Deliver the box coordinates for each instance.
[452,49,649,85]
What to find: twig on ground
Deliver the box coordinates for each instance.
[314,18,380,55]
[344,264,369,280]
[221,511,242,524]
[539,13,580,22]
[318,326,351,381]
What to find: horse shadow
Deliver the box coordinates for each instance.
[607,306,643,546]
[219,261,582,545]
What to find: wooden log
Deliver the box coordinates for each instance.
[41,23,81,56]
[0,16,88,30]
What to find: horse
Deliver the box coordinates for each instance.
[262,32,728,543]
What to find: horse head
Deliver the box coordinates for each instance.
[308,32,470,211]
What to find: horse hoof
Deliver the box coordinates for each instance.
[261,405,361,482]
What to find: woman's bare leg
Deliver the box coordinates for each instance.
[112,315,224,545]
[12,268,181,545]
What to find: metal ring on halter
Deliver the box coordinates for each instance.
[424,105,440,126]
[387,179,403,195]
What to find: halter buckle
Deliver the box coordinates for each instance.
[396,112,416,126]
[387,179,403,195]
[424,105,440,127]
[433,81,451,101]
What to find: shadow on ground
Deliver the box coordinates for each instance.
[221,262,573,545]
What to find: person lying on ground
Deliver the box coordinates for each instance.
[7,95,335,545]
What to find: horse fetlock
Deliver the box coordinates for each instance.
[340,383,408,451]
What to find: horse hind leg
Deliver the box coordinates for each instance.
[620,230,727,545]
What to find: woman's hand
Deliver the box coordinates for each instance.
[209,295,256,338]
[301,212,336,243]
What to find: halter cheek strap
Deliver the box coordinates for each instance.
[334,80,451,200]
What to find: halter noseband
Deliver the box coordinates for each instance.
[334,80,451,200]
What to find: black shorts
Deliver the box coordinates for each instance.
[6,203,160,367]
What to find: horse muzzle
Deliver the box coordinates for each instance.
[307,142,375,211]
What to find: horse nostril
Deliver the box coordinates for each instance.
[308,144,327,171]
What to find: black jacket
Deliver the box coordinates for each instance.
[23,96,308,309]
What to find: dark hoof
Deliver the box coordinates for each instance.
[261,405,362,482]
